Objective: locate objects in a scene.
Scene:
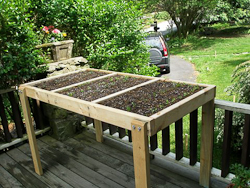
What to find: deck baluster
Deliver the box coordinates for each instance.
[108,124,117,135]
[241,114,250,167]
[190,109,198,165]
[150,134,158,151]
[175,118,183,160]
[0,94,12,142]
[118,127,126,138]
[162,126,170,155]
[8,91,25,137]
[221,110,233,177]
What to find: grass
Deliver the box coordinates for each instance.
[153,25,250,170]
[170,26,250,101]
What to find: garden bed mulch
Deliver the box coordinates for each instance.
[34,70,108,91]
[58,75,149,101]
[100,81,204,117]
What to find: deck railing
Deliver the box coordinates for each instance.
[0,88,49,150]
[84,99,250,180]
[1,87,249,181]
[215,99,250,177]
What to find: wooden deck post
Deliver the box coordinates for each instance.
[94,119,103,143]
[19,88,43,175]
[131,120,150,188]
[200,99,214,187]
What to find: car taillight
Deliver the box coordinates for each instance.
[159,37,168,57]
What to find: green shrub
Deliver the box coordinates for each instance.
[230,164,250,188]
[227,61,250,104]
[0,1,47,89]
[29,0,158,76]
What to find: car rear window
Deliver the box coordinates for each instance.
[145,37,163,50]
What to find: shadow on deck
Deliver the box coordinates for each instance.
[0,128,229,188]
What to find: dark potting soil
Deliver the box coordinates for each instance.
[34,70,108,91]
[58,75,149,101]
[101,81,204,117]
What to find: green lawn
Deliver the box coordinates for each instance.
[170,27,250,101]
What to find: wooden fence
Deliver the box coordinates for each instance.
[85,99,250,179]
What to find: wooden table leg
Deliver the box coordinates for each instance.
[94,119,103,143]
[19,89,43,175]
[131,120,150,188]
[200,99,214,187]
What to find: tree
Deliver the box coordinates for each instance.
[161,0,217,38]
[142,0,217,38]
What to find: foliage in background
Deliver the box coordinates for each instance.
[230,164,250,188]
[227,61,250,104]
[143,0,217,38]
[29,0,158,76]
[206,0,250,24]
[215,109,245,151]
[0,0,47,89]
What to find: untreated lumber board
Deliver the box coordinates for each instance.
[18,142,98,188]
[19,89,43,175]
[0,153,47,188]
[94,119,103,143]
[131,120,150,188]
[200,100,215,187]
[150,86,216,135]
[7,148,72,188]
[41,135,135,188]
[22,85,152,133]
[0,165,24,188]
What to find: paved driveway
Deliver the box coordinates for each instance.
[160,55,197,83]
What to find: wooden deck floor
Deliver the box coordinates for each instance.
[0,128,229,188]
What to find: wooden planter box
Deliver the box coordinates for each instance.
[19,68,216,188]
[36,40,74,62]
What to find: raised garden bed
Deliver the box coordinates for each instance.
[19,68,216,188]
[58,75,149,101]
[34,70,108,91]
[100,81,204,117]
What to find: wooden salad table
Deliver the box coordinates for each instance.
[19,68,216,188]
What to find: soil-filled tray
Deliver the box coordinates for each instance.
[58,75,149,101]
[100,81,204,117]
[34,70,108,91]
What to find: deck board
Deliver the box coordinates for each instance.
[0,128,228,188]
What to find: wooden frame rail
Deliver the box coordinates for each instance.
[19,68,216,188]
